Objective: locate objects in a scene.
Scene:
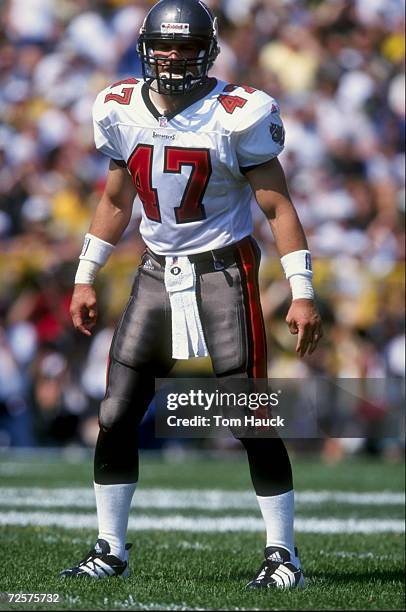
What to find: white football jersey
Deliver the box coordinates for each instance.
[93,77,285,256]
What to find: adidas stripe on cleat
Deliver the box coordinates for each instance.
[246,546,305,589]
[59,538,132,579]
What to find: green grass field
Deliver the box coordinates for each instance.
[0,450,404,611]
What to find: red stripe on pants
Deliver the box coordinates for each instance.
[237,239,267,379]
[105,355,111,394]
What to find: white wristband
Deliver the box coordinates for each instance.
[280,249,312,279]
[280,249,314,300]
[74,260,101,284]
[79,233,115,264]
[289,274,314,300]
[74,233,115,285]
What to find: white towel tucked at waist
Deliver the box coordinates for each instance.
[164,256,208,360]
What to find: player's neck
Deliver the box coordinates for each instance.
[149,88,190,116]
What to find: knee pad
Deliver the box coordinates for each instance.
[99,397,132,432]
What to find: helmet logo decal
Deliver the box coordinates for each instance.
[161,22,190,34]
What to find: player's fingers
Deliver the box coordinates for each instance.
[296,325,311,356]
[309,325,323,354]
[308,334,319,354]
[77,325,92,336]
[71,308,94,336]
[87,307,98,326]
[83,307,97,330]
[287,319,298,335]
[72,317,92,336]
[295,325,304,353]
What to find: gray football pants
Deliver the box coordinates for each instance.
[94,236,293,494]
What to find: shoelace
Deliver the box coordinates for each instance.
[78,550,98,567]
[254,559,281,582]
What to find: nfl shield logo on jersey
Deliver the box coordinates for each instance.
[159,115,168,127]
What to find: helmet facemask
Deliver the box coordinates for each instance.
[139,40,212,95]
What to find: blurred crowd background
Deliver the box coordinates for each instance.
[0,0,404,459]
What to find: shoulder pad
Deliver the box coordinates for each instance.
[216,83,281,133]
[93,77,142,124]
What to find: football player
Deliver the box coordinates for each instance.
[60,0,322,589]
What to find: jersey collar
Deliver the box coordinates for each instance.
[141,78,218,123]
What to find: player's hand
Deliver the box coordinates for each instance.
[70,284,98,336]
[285,298,323,357]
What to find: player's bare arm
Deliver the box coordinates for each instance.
[70,161,136,336]
[246,157,323,357]
[88,160,136,243]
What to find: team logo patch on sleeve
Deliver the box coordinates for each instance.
[269,123,285,146]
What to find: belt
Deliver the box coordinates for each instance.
[146,236,251,269]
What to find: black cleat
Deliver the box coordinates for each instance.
[246,546,304,589]
[59,538,132,579]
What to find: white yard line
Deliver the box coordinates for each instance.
[0,511,403,533]
[319,550,396,560]
[0,487,404,509]
[65,595,256,611]
[111,596,208,611]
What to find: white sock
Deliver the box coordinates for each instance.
[94,482,137,560]
[256,489,296,560]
